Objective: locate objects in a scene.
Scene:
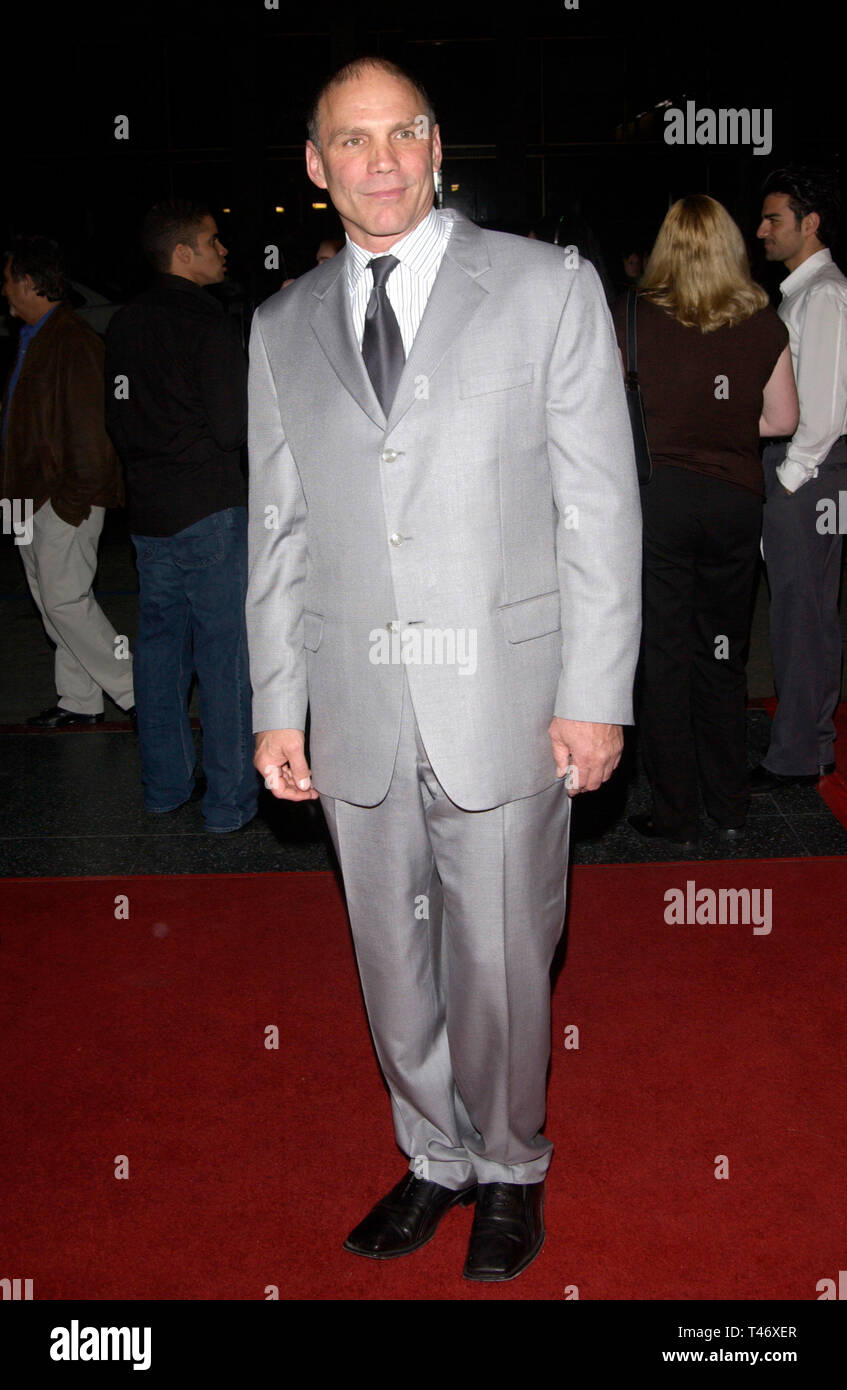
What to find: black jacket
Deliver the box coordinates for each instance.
[105,274,247,536]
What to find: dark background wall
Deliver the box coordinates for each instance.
[2,0,843,313]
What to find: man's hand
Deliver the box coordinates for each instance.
[254,729,319,801]
[548,718,623,797]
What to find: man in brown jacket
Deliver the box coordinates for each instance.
[1,236,134,725]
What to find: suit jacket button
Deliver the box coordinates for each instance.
[381,449,398,463]
[389,532,403,547]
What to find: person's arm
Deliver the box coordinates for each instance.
[759,344,799,437]
[776,286,847,493]
[50,328,117,525]
[198,313,248,454]
[546,258,643,794]
[103,317,129,462]
[245,307,317,802]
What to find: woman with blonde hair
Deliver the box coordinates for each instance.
[613,194,798,846]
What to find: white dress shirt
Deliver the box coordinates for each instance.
[345,205,453,356]
[776,248,847,493]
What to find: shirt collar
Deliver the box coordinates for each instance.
[155,272,222,305]
[345,205,446,296]
[20,302,59,344]
[779,247,832,299]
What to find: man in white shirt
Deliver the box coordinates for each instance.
[752,167,847,789]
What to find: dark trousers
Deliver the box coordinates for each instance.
[131,506,259,831]
[638,465,763,836]
[761,441,847,774]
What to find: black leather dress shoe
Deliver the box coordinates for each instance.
[464,1180,546,1282]
[749,762,836,794]
[716,824,745,843]
[343,1172,476,1259]
[27,705,105,728]
[628,812,698,850]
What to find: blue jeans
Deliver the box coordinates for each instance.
[132,507,258,830]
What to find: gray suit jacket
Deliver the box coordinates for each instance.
[246,209,641,810]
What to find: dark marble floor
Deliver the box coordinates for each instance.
[1,708,845,878]
[2,517,846,877]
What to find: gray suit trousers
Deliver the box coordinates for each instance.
[762,440,847,774]
[319,674,570,1189]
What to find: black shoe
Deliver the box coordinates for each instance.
[27,705,104,728]
[343,1172,476,1259]
[463,1180,546,1282]
[628,812,698,849]
[717,824,745,843]
[749,762,835,794]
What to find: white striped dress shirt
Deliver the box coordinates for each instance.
[345,205,453,356]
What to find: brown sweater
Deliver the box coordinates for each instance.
[0,302,123,525]
[612,294,788,494]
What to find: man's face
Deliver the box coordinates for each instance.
[305,69,442,253]
[2,258,31,319]
[756,193,809,270]
[179,216,227,284]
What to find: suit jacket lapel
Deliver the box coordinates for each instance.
[387,214,491,431]
[308,212,491,431]
[309,254,386,431]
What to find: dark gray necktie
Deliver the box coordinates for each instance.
[362,255,405,414]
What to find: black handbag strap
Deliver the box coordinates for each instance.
[625,287,639,386]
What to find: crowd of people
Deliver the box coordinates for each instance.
[3,166,843,846]
[616,169,847,845]
[1,52,845,1280]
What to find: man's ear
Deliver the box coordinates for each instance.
[804,210,821,241]
[306,140,328,190]
[171,242,194,269]
[431,122,443,174]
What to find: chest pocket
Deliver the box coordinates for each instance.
[459,363,536,399]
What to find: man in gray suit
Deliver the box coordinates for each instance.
[246,56,641,1281]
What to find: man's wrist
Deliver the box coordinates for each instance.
[553,714,625,729]
[776,458,812,493]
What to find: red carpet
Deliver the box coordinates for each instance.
[1,865,844,1301]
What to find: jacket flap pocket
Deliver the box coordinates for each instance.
[459,363,535,399]
[303,611,324,651]
[498,590,561,643]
